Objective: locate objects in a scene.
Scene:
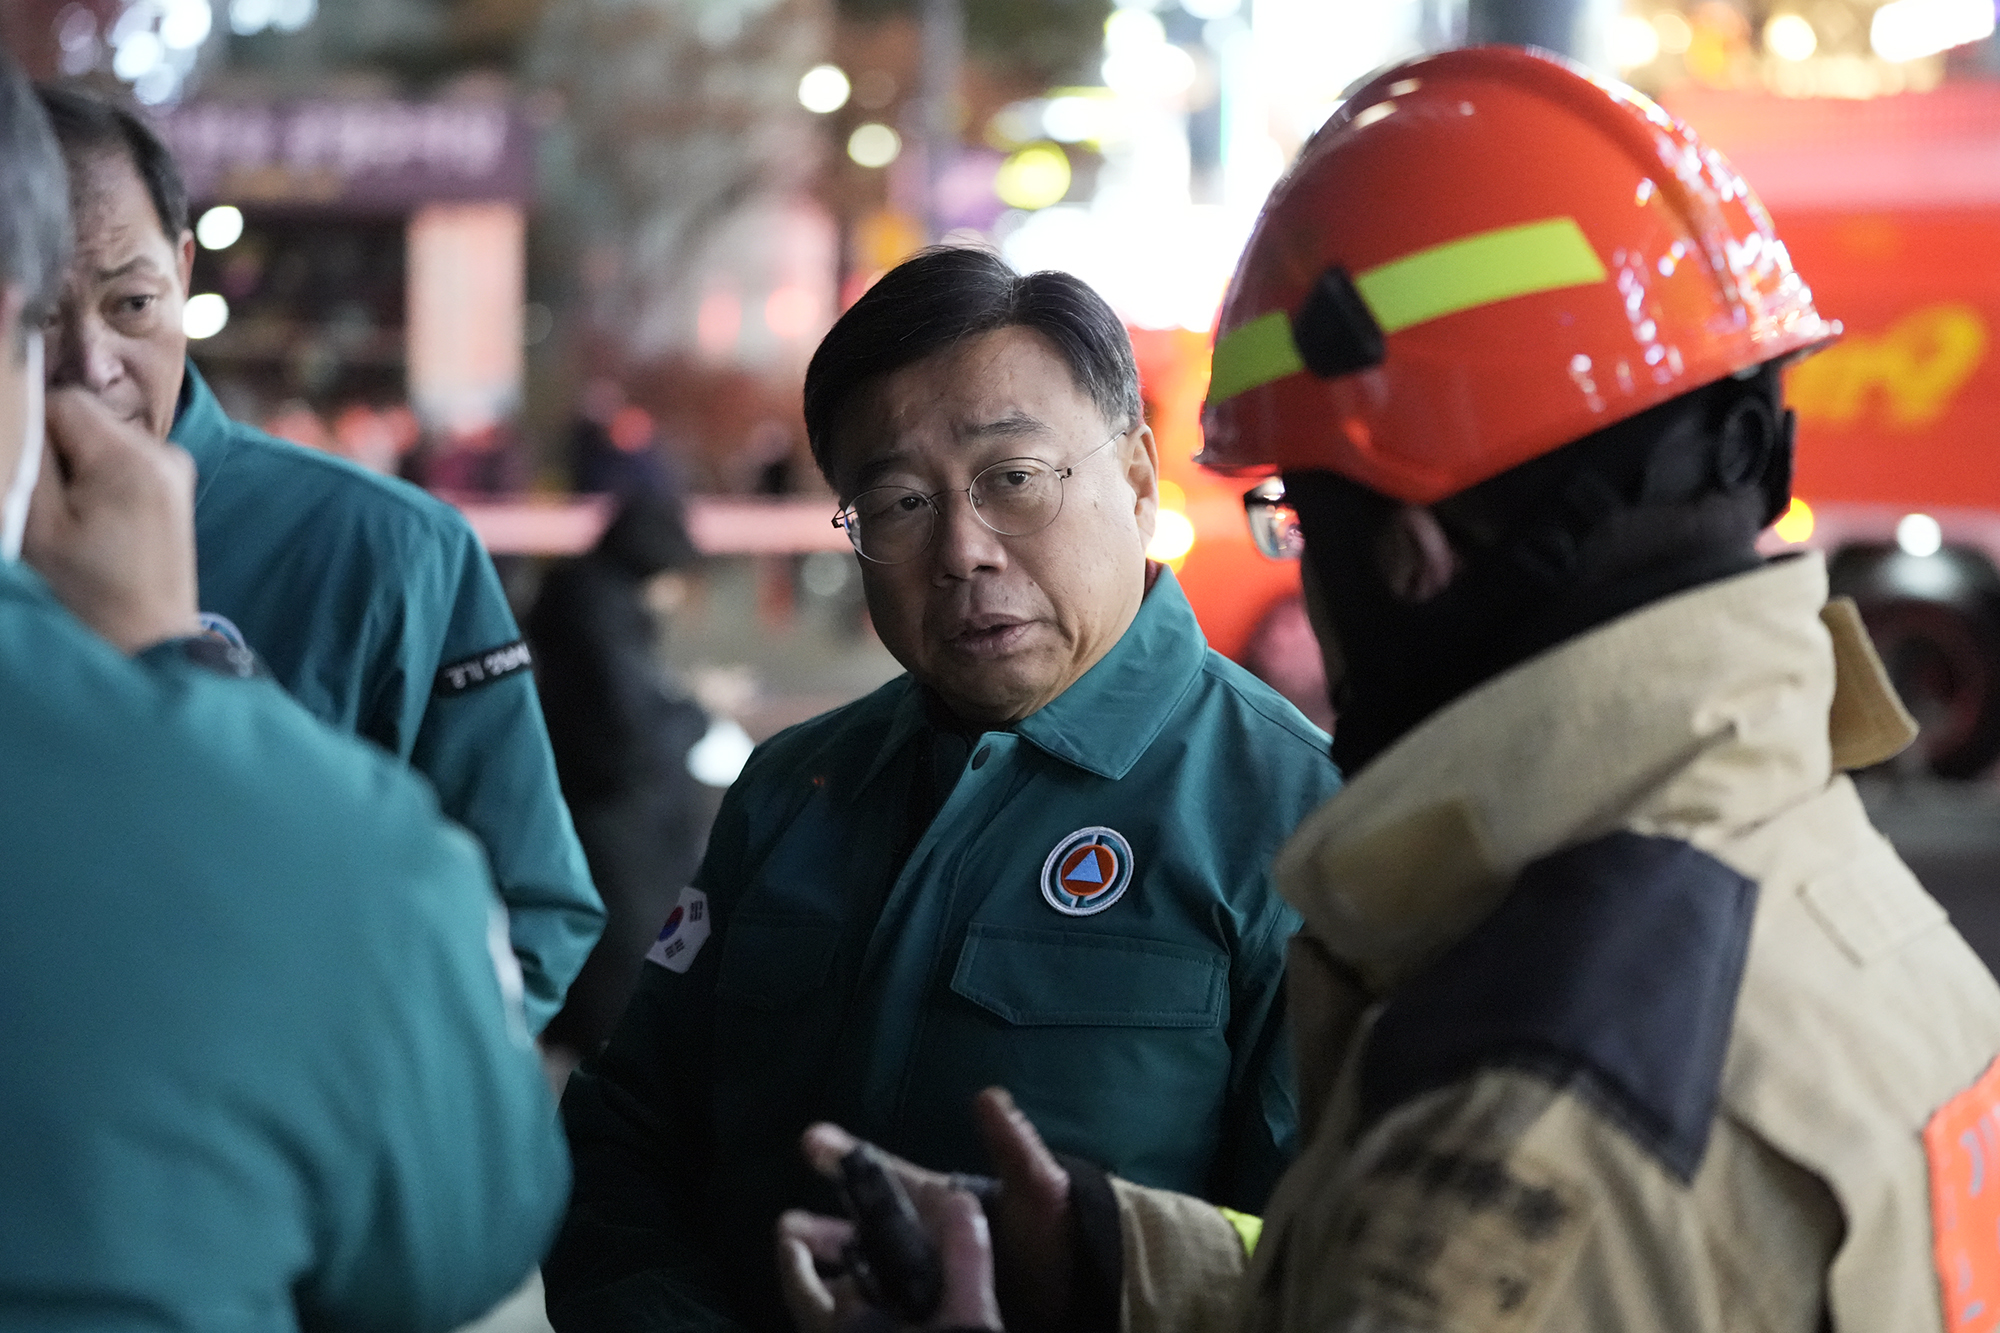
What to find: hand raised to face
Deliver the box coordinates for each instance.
[24,386,201,653]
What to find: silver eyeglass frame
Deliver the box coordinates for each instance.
[831,424,1131,565]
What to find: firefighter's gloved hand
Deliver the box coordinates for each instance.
[777,1156,998,1333]
[777,1088,1078,1333]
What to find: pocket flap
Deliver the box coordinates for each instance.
[950,923,1225,1027]
[716,916,840,1010]
[1798,844,1948,966]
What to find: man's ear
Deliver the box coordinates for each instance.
[176,230,195,294]
[1124,421,1160,543]
[0,286,27,486]
[1760,406,1797,530]
[1376,506,1460,604]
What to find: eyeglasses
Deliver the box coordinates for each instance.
[832,426,1129,565]
[1243,477,1304,560]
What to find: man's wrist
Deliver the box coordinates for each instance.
[118,613,206,657]
[135,628,267,679]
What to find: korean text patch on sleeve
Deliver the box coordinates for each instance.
[434,639,534,697]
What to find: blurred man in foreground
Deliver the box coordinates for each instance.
[36,84,602,1033]
[777,48,2000,1332]
[0,50,566,1331]
[546,247,1341,1332]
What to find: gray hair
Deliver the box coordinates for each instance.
[0,48,70,344]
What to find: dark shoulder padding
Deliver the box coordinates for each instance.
[1358,831,1758,1182]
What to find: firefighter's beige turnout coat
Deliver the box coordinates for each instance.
[1114,555,2000,1333]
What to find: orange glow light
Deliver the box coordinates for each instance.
[1773,496,1815,544]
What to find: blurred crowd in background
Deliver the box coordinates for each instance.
[11,0,2000,785]
[6,0,1998,509]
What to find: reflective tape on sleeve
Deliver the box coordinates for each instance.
[1217,1206,1263,1256]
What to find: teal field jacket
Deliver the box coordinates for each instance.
[0,561,568,1331]
[548,568,1341,1332]
[171,363,602,1031]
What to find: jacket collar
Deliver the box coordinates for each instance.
[858,564,1209,791]
[167,360,233,504]
[0,554,54,608]
[1273,554,1916,994]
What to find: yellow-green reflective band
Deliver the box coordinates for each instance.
[1205,217,1607,407]
[1355,216,1607,335]
[1207,310,1304,407]
[1218,1206,1263,1256]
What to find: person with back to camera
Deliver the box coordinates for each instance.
[775,47,2000,1333]
[0,47,567,1332]
[544,246,1344,1332]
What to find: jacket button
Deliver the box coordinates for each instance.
[971,746,991,770]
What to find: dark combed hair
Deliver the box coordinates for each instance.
[802,246,1142,486]
[0,51,72,337]
[36,83,188,241]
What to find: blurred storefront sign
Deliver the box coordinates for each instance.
[407,202,526,431]
[157,98,533,213]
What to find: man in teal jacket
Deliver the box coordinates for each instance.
[546,248,1341,1331]
[0,57,566,1330]
[37,85,602,1031]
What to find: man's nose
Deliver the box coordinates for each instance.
[49,313,122,393]
[930,488,1007,581]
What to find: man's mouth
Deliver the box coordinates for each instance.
[945,614,1034,658]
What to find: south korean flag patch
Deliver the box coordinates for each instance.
[1041,826,1135,916]
[645,886,712,973]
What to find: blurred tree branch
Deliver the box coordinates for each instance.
[528,0,828,359]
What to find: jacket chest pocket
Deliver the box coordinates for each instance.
[929,923,1233,1190]
[949,923,1226,1026]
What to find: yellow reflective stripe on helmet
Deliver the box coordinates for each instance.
[1205,217,1606,406]
[1207,310,1304,407]
[1355,216,1607,334]
[1217,1206,1263,1256]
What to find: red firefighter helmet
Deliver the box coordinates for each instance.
[1200,45,1838,504]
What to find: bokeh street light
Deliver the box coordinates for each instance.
[798,64,851,114]
[1765,14,1819,60]
[196,205,244,250]
[1898,512,1946,558]
[1610,13,1662,68]
[995,144,1072,210]
[183,293,229,340]
[847,123,901,168]
[1872,0,1997,61]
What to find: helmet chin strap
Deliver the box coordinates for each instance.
[1,330,45,563]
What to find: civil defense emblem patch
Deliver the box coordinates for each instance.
[1041,826,1135,916]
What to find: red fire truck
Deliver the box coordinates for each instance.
[1668,86,2000,777]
